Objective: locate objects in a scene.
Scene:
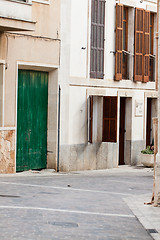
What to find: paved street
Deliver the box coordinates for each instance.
[0,166,154,240]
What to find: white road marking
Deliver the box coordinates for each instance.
[0,182,133,196]
[106,180,148,185]
[0,205,135,218]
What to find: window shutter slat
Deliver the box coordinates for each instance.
[115,4,123,81]
[134,8,144,81]
[143,10,150,82]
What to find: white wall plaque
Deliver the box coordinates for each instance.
[135,101,143,117]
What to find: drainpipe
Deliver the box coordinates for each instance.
[57,85,61,172]
[154,0,160,206]
[156,0,159,90]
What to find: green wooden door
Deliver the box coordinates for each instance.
[16,70,48,172]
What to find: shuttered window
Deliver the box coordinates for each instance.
[116,6,151,82]
[134,8,150,82]
[103,97,117,142]
[115,4,123,80]
[144,11,150,82]
[122,7,128,79]
[115,4,128,80]
[149,13,155,82]
[134,8,144,81]
[90,0,105,79]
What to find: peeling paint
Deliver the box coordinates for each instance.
[0,130,15,174]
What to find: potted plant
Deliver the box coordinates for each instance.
[140,146,154,167]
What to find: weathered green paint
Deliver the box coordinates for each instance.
[16,70,48,172]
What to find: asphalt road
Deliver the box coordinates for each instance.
[0,166,154,240]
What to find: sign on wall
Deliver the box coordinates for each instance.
[135,101,143,117]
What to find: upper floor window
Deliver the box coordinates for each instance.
[115,4,125,81]
[134,8,150,82]
[115,4,155,83]
[90,0,106,79]
[122,6,128,80]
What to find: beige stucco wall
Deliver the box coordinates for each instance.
[0,0,60,173]
[0,33,59,127]
[0,0,32,21]
[0,0,60,126]
[32,0,60,38]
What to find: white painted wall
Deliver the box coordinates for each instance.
[68,88,149,144]
[69,86,87,145]
[104,0,116,80]
[59,0,71,145]
[69,0,157,82]
[70,0,88,78]
[60,0,157,146]
[132,91,144,140]
[0,0,32,21]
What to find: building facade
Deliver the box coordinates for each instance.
[0,0,60,173]
[0,0,158,173]
[58,0,158,171]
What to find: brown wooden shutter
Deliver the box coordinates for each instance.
[134,8,144,81]
[90,0,105,79]
[115,4,123,81]
[143,10,150,82]
[103,97,117,142]
[88,96,93,143]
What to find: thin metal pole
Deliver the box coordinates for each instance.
[156,0,159,90]
[57,85,61,172]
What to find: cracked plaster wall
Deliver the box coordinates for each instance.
[0,130,15,174]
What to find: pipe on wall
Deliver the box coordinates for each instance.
[57,85,61,172]
[156,0,159,90]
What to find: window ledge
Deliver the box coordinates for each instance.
[6,0,32,5]
[0,0,33,23]
[0,16,36,31]
[32,0,50,5]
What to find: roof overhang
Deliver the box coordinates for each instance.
[0,16,36,32]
